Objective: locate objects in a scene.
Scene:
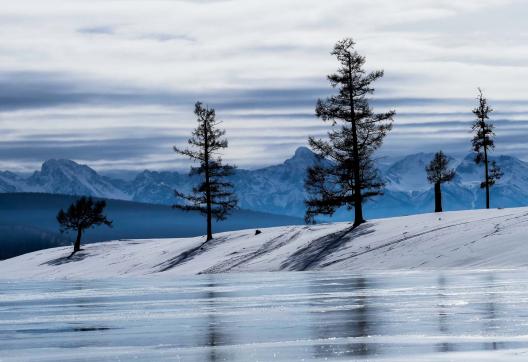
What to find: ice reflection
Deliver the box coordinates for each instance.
[482,273,500,351]
[436,274,452,353]
[203,278,231,362]
[309,276,378,358]
[2,270,528,361]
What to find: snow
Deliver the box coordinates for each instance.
[3,150,528,220]
[33,159,131,200]
[2,207,528,280]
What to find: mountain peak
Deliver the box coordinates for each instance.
[39,159,97,180]
[285,147,316,166]
[294,146,312,158]
[41,158,84,170]
[25,159,129,200]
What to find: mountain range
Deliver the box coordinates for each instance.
[2,147,528,220]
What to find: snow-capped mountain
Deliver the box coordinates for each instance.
[384,153,436,192]
[231,147,322,217]
[0,171,23,193]
[119,147,321,216]
[126,170,193,205]
[2,147,528,220]
[24,159,130,200]
[384,152,460,192]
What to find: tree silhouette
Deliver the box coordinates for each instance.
[57,197,112,254]
[472,88,503,209]
[305,38,395,226]
[426,151,455,212]
[173,102,237,241]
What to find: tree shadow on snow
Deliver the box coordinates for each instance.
[280,223,375,271]
[43,250,91,266]
[156,236,229,272]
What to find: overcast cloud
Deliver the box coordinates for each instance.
[1,0,528,171]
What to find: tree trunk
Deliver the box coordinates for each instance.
[73,228,82,253]
[203,120,213,241]
[351,130,364,227]
[347,55,365,228]
[484,145,490,209]
[206,198,213,241]
[205,168,213,241]
[434,182,442,213]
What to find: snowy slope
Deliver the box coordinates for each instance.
[2,207,528,280]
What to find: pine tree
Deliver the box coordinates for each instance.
[173,102,237,241]
[425,151,455,212]
[471,88,503,209]
[305,38,395,226]
[56,196,112,254]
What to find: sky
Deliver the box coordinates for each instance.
[1,0,528,173]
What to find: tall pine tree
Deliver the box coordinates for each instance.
[305,38,395,226]
[425,151,455,213]
[174,102,237,241]
[471,88,502,209]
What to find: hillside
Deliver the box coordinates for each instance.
[2,207,528,280]
[2,148,528,220]
[0,193,302,260]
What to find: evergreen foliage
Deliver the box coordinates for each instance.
[471,88,503,208]
[174,102,237,241]
[57,196,112,253]
[305,38,395,226]
[426,151,455,212]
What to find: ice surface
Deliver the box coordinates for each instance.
[2,271,528,361]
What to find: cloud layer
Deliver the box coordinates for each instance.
[1,0,528,171]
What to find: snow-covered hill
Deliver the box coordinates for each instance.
[0,193,303,260]
[2,148,528,219]
[2,207,528,280]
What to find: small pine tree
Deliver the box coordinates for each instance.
[471,88,503,209]
[426,151,455,212]
[305,38,395,226]
[173,102,237,241]
[57,196,112,254]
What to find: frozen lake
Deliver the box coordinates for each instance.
[2,270,528,361]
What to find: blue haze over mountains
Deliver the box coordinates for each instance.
[1,147,527,219]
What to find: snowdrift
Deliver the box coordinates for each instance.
[2,207,528,280]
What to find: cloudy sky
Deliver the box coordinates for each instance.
[1,0,528,172]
